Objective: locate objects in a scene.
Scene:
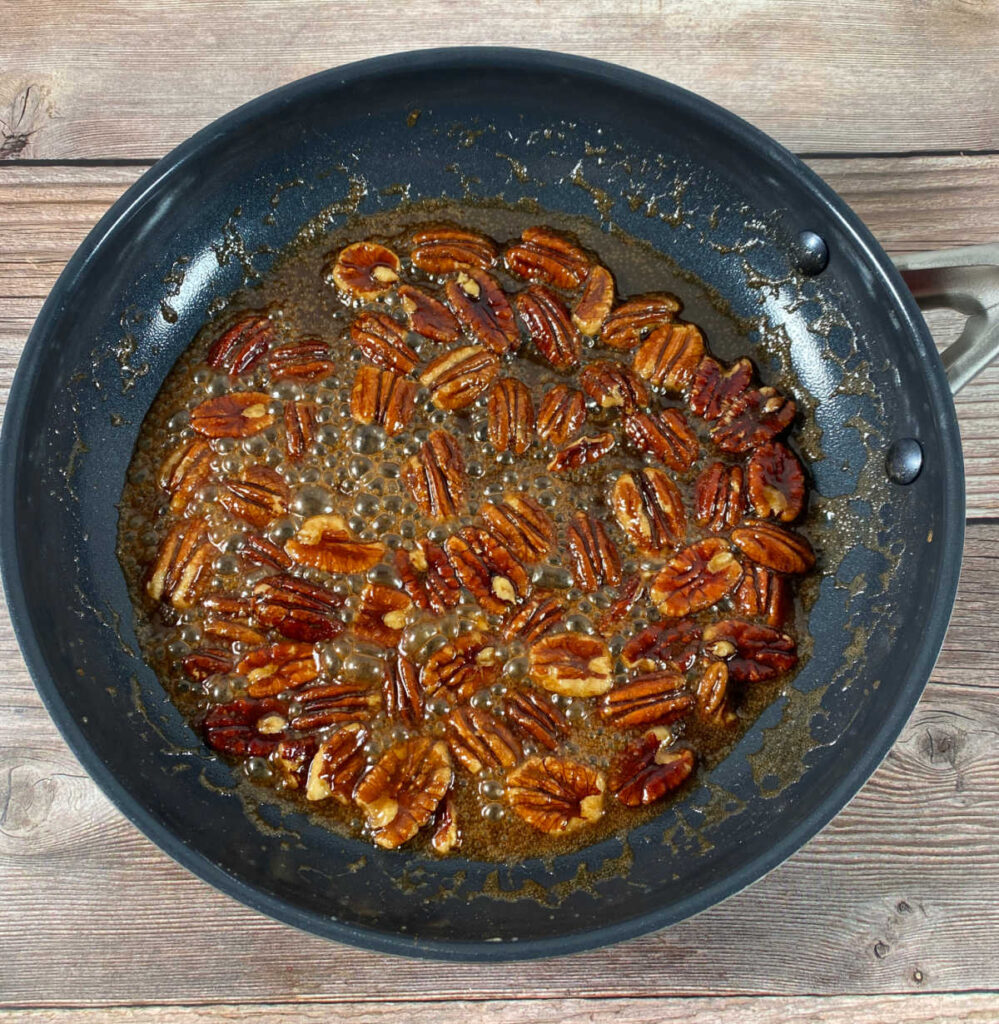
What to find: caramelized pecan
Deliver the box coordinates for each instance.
[400,430,466,519]
[350,365,419,436]
[444,526,530,613]
[158,438,213,513]
[239,533,292,570]
[350,312,419,375]
[191,392,275,438]
[621,619,702,671]
[419,344,501,410]
[431,791,461,854]
[353,583,412,645]
[487,377,535,455]
[601,293,681,350]
[730,519,815,574]
[305,724,368,802]
[549,432,615,472]
[479,494,557,563]
[623,409,699,472]
[515,285,582,369]
[689,356,754,420]
[529,632,613,697]
[383,655,423,726]
[203,697,285,757]
[506,756,605,833]
[566,512,621,592]
[410,224,498,274]
[444,270,519,354]
[694,462,746,533]
[504,226,590,290]
[695,661,737,726]
[420,632,496,699]
[395,540,462,614]
[274,735,319,790]
[329,241,400,298]
[354,738,452,849]
[747,441,806,521]
[284,514,386,573]
[609,735,695,807]
[733,564,792,627]
[146,518,213,610]
[702,619,798,682]
[292,681,380,730]
[202,617,265,647]
[580,360,650,411]
[505,689,569,750]
[572,265,615,336]
[632,322,705,394]
[182,648,233,683]
[284,400,317,460]
[446,705,521,774]
[267,340,335,381]
[611,468,686,554]
[650,538,743,617]
[712,387,796,453]
[601,671,694,729]
[236,642,320,697]
[595,574,645,636]
[536,385,587,446]
[398,283,462,343]
[206,313,274,376]
[501,593,566,643]
[218,464,290,528]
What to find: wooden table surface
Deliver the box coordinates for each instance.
[2,3,998,1020]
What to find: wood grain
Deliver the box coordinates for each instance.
[0,0,997,161]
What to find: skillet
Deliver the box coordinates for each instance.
[2,48,998,960]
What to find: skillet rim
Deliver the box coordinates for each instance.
[0,46,966,960]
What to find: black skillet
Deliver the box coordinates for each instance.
[3,49,998,960]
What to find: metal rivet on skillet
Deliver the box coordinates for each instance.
[795,230,829,275]
[886,438,923,484]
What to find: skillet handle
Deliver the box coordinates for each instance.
[894,243,999,395]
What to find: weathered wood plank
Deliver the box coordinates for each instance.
[0,0,997,160]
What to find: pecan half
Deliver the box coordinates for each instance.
[182,648,233,682]
[601,293,681,350]
[420,632,496,699]
[354,738,453,849]
[191,392,275,438]
[431,791,461,854]
[419,344,501,410]
[504,226,590,290]
[395,540,462,614]
[206,313,274,376]
[218,464,290,528]
[501,593,566,643]
[712,387,796,453]
[611,468,686,554]
[702,619,798,682]
[383,655,423,726]
[284,400,317,460]
[146,518,213,610]
[601,671,694,729]
[268,340,335,381]
[350,312,419,375]
[733,564,792,627]
[487,377,535,455]
[506,756,605,833]
[350,365,419,436]
[595,574,645,636]
[203,697,285,757]
[158,438,213,513]
[444,527,530,613]
[274,735,319,790]
[689,356,754,420]
[632,322,705,394]
[305,724,368,802]
[329,241,400,298]
[566,512,621,592]
[694,462,746,533]
[285,514,386,573]
[536,385,586,446]
[479,494,556,563]
[353,583,412,646]
[747,441,806,521]
[236,642,320,697]
[240,533,292,570]
[447,705,521,774]
[730,519,815,574]
[573,265,615,336]
[650,538,743,617]
[609,735,695,807]
[292,681,380,730]
[622,619,702,672]
[203,617,264,647]
[444,270,519,354]
[401,429,466,519]
[410,224,498,274]
[549,432,615,472]
[623,409,699,472]
[505,689,569,751]
[398,283,462,343]
[529,632,613,697]
[580,360,650,411]
[695,661,737,726]
[515,285,582,369]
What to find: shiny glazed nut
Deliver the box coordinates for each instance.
[501,593,566,643]
[146,518,213,609]
[580,360,650,410]
[702,619,798,682]
[202,617,265,646]
[284,514,386,573]
[504,226,591,290]
[410,224,498,274]
[291,681,381,731]
[747,441,806,521]
[190,392,275,438]
[608,735,695,807]
[730,519,815,574]
[595,574,645,637]
[712,387,796,453]
[350,312,419,375]
[444,526,530,613]
[536,385,586,446]
[695,661,737,725]
[203,697,286,758]
[566,512,621,592]
[529,632,613,697]
[420,632,496,698]
[632,322,705,393]
[252,573,345,642]
[273,735,318,790]
[284,400,317,460]
[158,438,213,513]
[515,285,582,369]
[650,538,743,617]
[394,540,462,614]
[236,641,320,697]
[267,340,336,381]
[444,269,519,354]
[601,292,682,350]
[329,241,400,298]
[621,619,702,671]
[240,533,292,570]
[505,756,605,833]
[504,688,569,750]
[350,365,419,436]
[733,564,792,627]
[398,283,462,343]
[694,462,746,533]
[218,464,290,528]
[549,431,615,472]
[689,356,754,420]
[431,791,461,854]
[623,409,699,472]
[305,724,369,802]
[611,468,686,553]
[383,655,423,726]
[354,737,453,849]
[352,583,412,646]
[600,672,694,729]
[446,705,522,774]
[480,494,557,563]
[573,265,616,336]
[206,313,274,376]
[487,377,535,455]
[400,429,466,519]
[182,647,233,682]
[419,344,501,410]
